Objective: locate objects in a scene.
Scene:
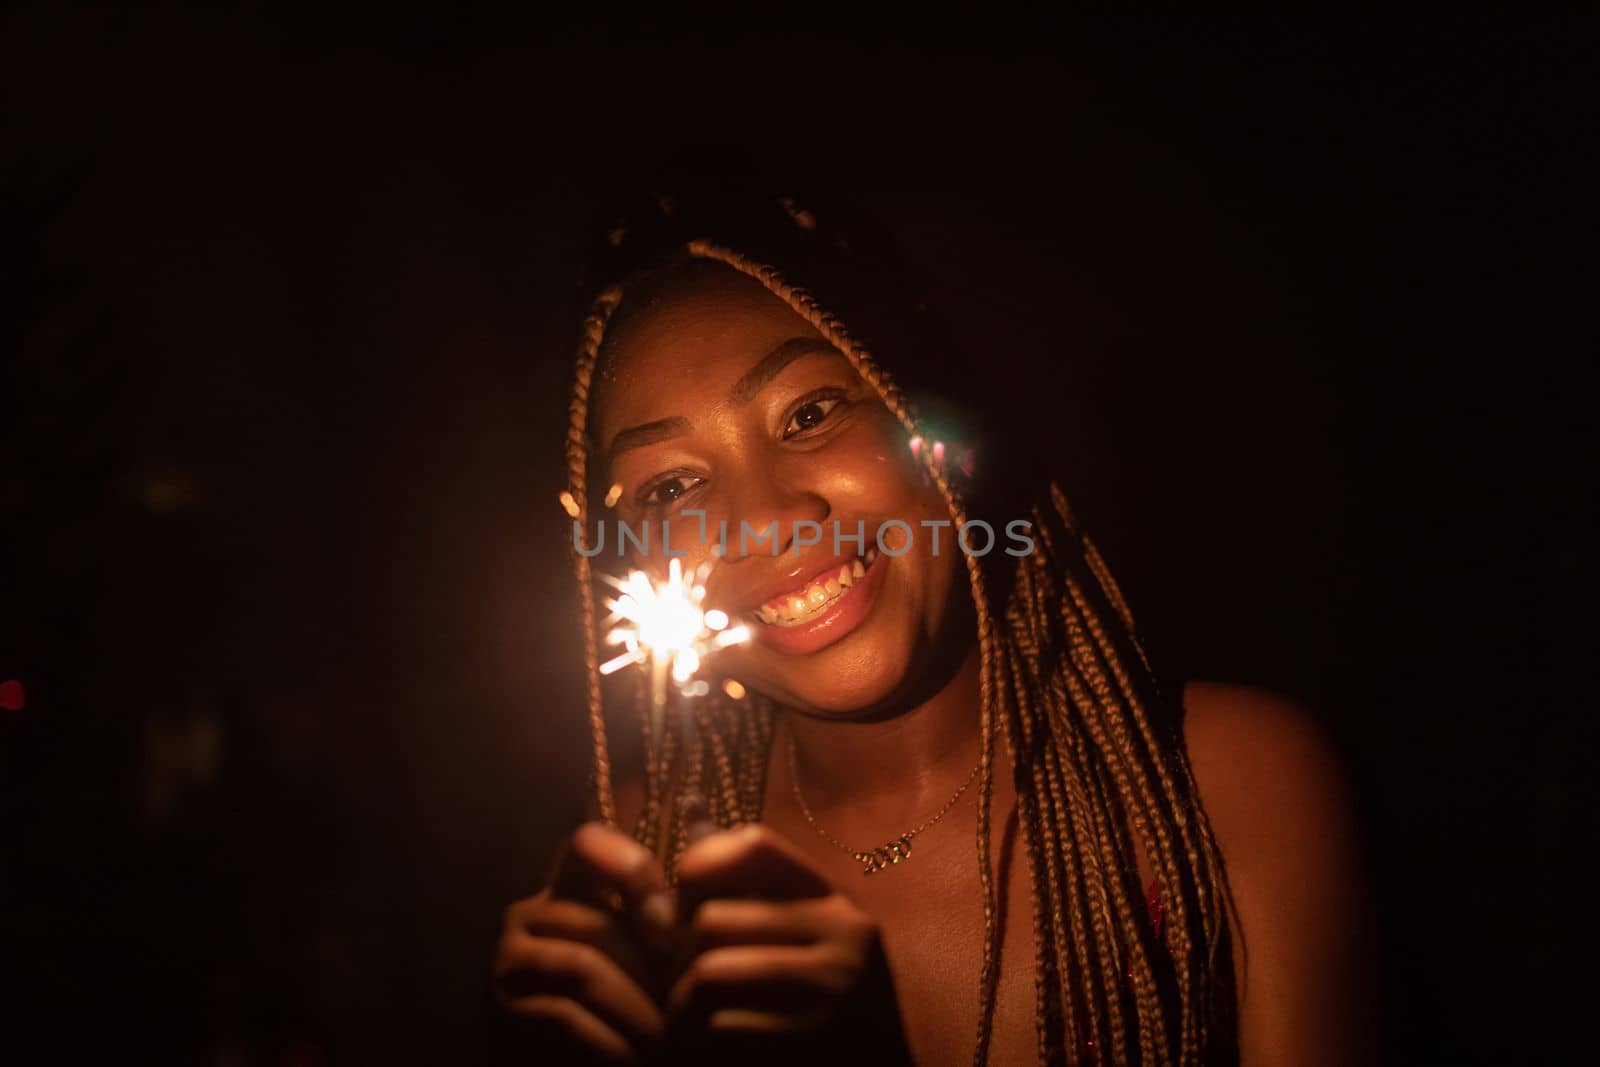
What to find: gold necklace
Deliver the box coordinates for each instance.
[787,736,981,875]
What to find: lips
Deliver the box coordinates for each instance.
[755,546,879,626]
[737,545,888,656]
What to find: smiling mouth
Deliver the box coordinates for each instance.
[753,547,880,627]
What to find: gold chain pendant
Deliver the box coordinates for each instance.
[852,835,914,875]
[788,735,982,877]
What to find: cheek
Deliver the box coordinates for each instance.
[713,413,967,714]
[725,519,964,716]
[815,413,938,512]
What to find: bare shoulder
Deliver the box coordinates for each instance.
[1178,680,1354,829]
[1175,679,1362,899]
[1176,681,1374,1065]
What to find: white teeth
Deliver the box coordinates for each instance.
[758,554,876,627]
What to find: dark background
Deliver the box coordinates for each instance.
[2,8,1590,1065]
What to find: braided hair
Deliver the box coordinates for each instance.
[558,150,1238,1066]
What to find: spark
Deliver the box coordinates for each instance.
[596,558,751,740]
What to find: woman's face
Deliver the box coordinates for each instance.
[591,260,970,719]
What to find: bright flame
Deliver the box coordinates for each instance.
[596,558,749,692]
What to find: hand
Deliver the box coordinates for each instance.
[493,823,672,1065]
[668,823,915,1066]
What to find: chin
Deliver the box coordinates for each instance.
[738,619,922,718]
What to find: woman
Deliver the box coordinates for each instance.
[492,155,1371,1066]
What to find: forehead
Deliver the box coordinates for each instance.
[591,261,828,439]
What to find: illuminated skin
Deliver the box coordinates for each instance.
[493,261,1373,1066]
[591,258,970,718]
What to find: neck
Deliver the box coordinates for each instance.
[781,641,985,819]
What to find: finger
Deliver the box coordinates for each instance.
[496,935,665,1051]
[501,994,638,1064]
[676,824,832,918]
[701,1007,830,1036]
[688,897,840,950]
[549,823,669,915]
[503,898,655,992]
[515,889,679,969]
[666,944,848,1021]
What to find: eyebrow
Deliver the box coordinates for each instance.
[607,416,693,462]
[727,337,840,406]
[606,336,841,461]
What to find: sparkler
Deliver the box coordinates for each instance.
[596,556,751,755]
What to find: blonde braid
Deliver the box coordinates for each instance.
[998,572,1063,1066]
[1032,504,1179,1062]
[565,288,622,827]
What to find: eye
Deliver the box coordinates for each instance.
[638,474,704,511]
[782,393,845,439]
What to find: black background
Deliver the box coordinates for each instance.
[2,8,1591,1065]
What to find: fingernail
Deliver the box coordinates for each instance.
[638,890,675,932]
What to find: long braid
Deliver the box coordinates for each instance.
[1035,498,1196,1063]
[992,576,1060,1066]
[565,288,622,827]
[559,244,1236,1063]
[1003,592,1076,1064]
[1024,540,1139,1065]
[1056,551,1208,1050]
[630,667,664,850]
[705,695,742,825]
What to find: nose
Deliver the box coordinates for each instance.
[717,476,831,564]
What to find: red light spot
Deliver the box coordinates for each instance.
[0,679,23,711]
